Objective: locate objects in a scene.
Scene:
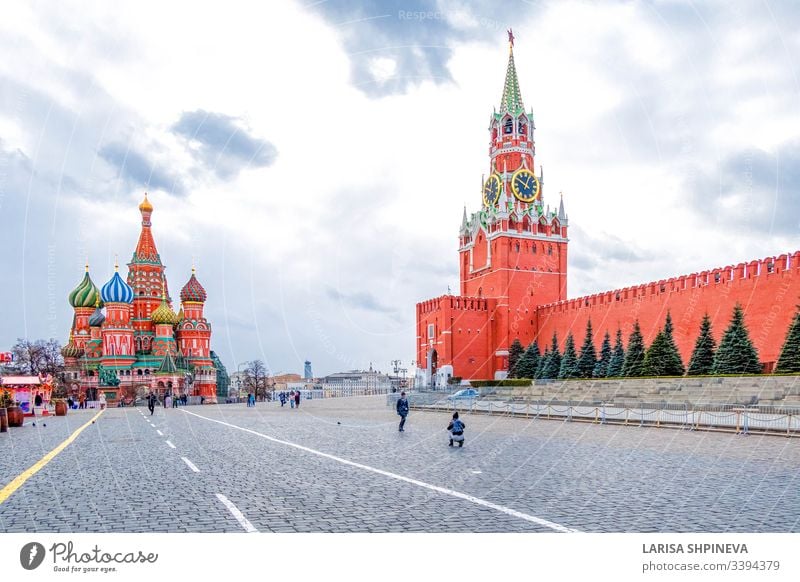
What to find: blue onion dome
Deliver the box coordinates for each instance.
[101,264,134,304]
[88,305,106,327]
[68,265,100,308]
[151,297,179,326]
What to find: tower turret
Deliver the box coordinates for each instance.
[100,262,136,364]
[128,193,168,354]
[176,267,217,402]
[68,263,100,349]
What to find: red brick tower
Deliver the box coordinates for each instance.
[176,268,217,403]
[127,193,169,355]
[416,32,568,384]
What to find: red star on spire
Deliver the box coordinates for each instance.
[507,28,515,48]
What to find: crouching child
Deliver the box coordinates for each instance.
[447,411,466,447]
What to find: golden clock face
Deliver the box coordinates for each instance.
[511,168,540,203]
[482,174,502,207]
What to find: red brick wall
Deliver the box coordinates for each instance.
[536,253,800,368]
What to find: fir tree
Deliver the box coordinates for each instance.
[559,333,580,379]
[642,331,666,376]
[622,320,646,377]
[606,328,625,377]
[577,319,597,378]
[541,332,561,379]
[516,340,540,379]
[661,311,685,376]
[643,312,684,376]
[535,347,549,379]
[712,304,761,374]
[776,306,800,373]
[593,331,612,378]
[507,338,524,378]
[687,314,716,375]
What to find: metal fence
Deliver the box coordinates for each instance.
[389,395,800,437]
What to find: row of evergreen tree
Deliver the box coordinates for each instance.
[507,303,800,380]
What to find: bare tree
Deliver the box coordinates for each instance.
[243,360,269,401]
[11,338,64,376]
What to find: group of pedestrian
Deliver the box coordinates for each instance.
[277,391,301,409]
[395,391,467,447]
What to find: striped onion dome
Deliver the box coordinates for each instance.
[101,268,134,304]
[68,269,100,308]
[88,305,106,327]
[61,335,84,358]
[151,297,179,326]
[180,269,207,303]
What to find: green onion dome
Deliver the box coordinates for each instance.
[68,268,100,308]
[61,335,84,358]
[151,298,179,326]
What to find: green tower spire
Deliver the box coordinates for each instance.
[499,30,524,116]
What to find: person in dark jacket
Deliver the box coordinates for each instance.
[396,392,409,432]
[294,391,301,408]
[447,411,466,447]
[147,391,156,415]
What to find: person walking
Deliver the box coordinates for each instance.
[396,391,409,432]
[294,391,301,409]
[148,391,156,416]
[165,393,172,410]
[447,411,466,447]
[279,392,286,407]
[289,391,295,409]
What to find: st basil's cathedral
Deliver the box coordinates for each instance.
[60,194,218,403]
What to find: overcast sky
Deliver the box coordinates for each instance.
[1,1,799,377]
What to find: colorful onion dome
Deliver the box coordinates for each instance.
[61,335,84,358]
[101,264,134,304]
[68,266,100,308]
[180,268,207,302]
[139,192,153,213]
[151,298,179,326]
[88,305,106,327]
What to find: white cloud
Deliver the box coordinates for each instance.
[2,0,799,376]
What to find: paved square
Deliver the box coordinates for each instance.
[1,396,799,532]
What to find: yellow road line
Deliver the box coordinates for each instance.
[0,409,105,505]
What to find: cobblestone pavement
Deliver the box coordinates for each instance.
[1,396,799,532]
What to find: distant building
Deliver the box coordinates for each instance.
[304,360,312,380]
[320,365,392,397]
[210,351,229,400]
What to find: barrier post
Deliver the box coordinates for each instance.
[735,410,741,434]
[601,405,607,425]
[640,403,644,427]
[624,407,629,426]
[789,413,793,437]
[594,407,599,424]
[567,406,573,423]
[742,411,749,436]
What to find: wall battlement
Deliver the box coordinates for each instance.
[538,252,800,313]
[417,294,492,314]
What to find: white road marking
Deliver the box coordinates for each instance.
[165,440,176,449]
[183,410,579,533]
[181,457,200,472]
[156,430,163,436]
[216,494,258,532]
[471,470,483,474]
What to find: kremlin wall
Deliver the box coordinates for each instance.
[415,37,800,384]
